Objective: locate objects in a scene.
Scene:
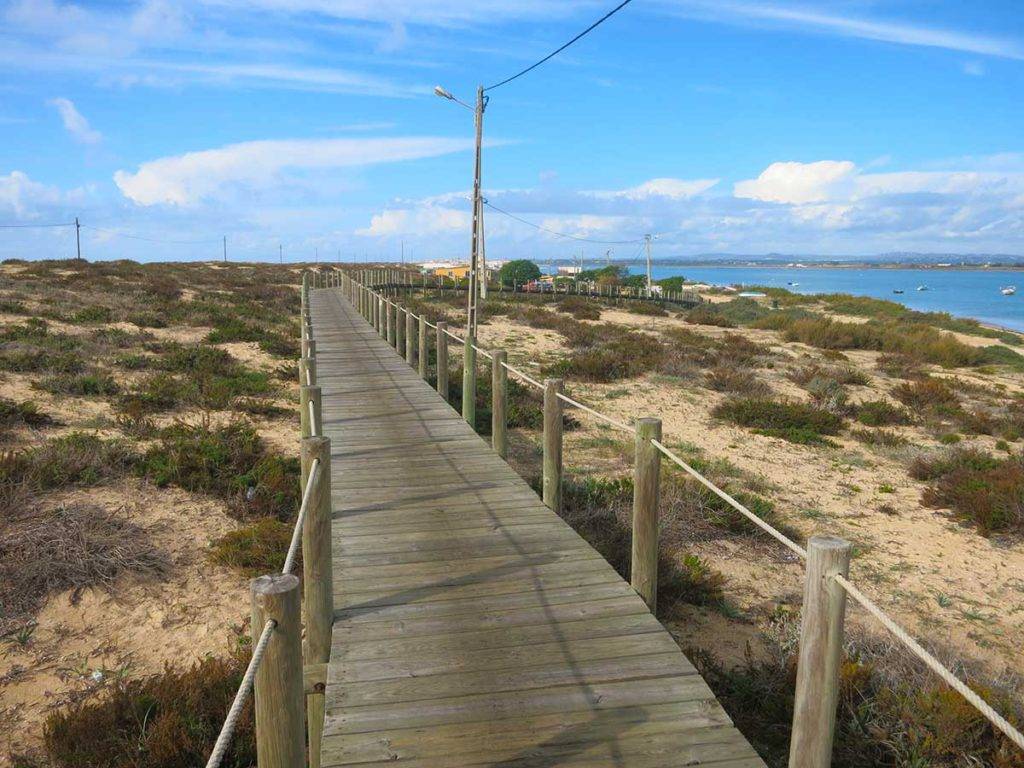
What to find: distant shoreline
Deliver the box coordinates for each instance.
[645,262,1024,271]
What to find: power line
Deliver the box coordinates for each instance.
[0,221,73,229]
[484,0,635,91]
[81,224,220,246]
[484,200,645,244]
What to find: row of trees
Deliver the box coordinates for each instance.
[496,259,686,290]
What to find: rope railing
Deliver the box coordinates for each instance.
[834,573,1024,751]
[340,269,1024,761]
[203,618,277,768]
[283,457,321,575]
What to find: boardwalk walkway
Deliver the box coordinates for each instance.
[310,288,765,768]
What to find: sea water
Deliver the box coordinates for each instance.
[631,265,1024,332]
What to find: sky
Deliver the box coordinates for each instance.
[1,0,1023,263]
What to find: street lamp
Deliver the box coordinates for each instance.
[435,83,487,338]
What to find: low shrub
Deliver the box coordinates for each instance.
[208,518,294,573]
[855,400,913,427]
[850,428,910,448]
[909,447,1002,482]
[37,371,120,397]
[685,305,735,327]
[892,377,959,411]
[545,331,664,382]
[555,296,601,321]
[705,365,769,395]
[0,397,54,435]
[0,433,137,496]
[141,420,299,521]
[713,398,844,445]
[921,456,1024,535]
[624,301,667,317]
[42,651,256,768]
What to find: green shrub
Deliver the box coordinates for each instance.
[685,305,736,328]
[43,651,256,768]
[705,365,768,395]
[892,378,959,410]
[71,305,114,324]
[38,371,120,397]
[1,433,136,494]
[856,400,913,427]
[850,428,910,448]
[0,397,54,434]
[555,296,601,321]
[208,518,294,573]
[909,448,1001,481]
[545,331,664,382]
[713,398,843,445]
[624,301,667,317]
[921,457,1024,535]
[141,420,299,520]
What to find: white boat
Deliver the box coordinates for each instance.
[917,285,929,291]
[1001,285,1017,296]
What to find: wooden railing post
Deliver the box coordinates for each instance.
[436,322,449,399]
[462,335,476,427]
[788,536,852,768]
[386,301,395,346]
[251,574,304,768]
[491,349,507,459]
[300,384,322,438]
[377,296,385,337]
[405,310,415,365]
[301,437,333,768]
[395,304,405,354]
[543,378,563,513]
[631,417,662,612]
[418,316,428,380]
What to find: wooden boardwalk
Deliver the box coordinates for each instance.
[311,289,765,768]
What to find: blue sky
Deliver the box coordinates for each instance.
[1,0,1023,262]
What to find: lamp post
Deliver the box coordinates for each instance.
[434,84,486,338]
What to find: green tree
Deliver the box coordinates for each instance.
[499,259,541,285]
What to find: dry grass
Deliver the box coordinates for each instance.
[0,503,169,634]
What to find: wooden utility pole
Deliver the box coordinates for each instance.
[75,217,81,261]
[644,234,653,297]
[466,84,486,339]
[223,235,227,262]
[279,244,283,263]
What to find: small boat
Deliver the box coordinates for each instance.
[893,289,905,294]
[1001,286,1017,296]
[917,285,929,291]
[787,281,800,287]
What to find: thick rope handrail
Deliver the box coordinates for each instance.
[472,344,494,360]
[833,574,1024,750]
[557,391,633,432]
[283,456,320,575]
[500,360,544,390]
[444,327,466,345]
[651,438,807,559]
[203,618,276,768]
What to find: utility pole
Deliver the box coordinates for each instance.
[400,239,404,265]
[223,235,227,263]
[644,234,653,297]
[315,247,319,264]
[75,217,81,262]
[467,84,486,337]
[279,244,283,263]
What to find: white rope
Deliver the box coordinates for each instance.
[472,344,493,360]
[203,618,276,768]
[424,319,437,330]
[304,366,312,387]
[833,574,1024,750]
[444,327,465,344]
[556,392,632,432]
[283,457,320,576]
[307,399,318,437]
[651,438,807,559]
[501,361,544,390]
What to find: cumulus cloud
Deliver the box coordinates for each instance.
[0,171,64,216]
[734,160,856,204]
[48,97,102,144]
[114,136,473,206]
[356,205,469,236]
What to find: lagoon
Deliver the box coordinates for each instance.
[633,265,1024,332]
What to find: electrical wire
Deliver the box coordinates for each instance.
[81,224,220,246]
[0,221,73,228]
[484,0,636,91]
[484,200,644,245]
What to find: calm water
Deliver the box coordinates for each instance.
[631,265,1024,332]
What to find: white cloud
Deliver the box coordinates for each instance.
[114,136,473,206]
[589,177,719,200]
[0,171,63,216]
[356,206,469,236]
[663,1,1024,60]
[963,61,985,76]
[734,160,856,204]
[48,97,102,144]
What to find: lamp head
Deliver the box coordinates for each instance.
[433,85,454,100]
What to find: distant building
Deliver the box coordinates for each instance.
[434,265,470,279]
[557,265,582,275]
